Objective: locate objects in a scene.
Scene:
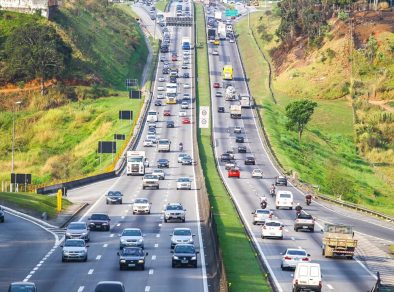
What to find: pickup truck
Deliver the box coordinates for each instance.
[294,213,315,232]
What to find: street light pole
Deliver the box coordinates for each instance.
[11,101,22,192]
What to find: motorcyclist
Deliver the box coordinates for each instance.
[295,203,302,215]
[305,194,312,205]
[260,196,268,209]
[269,184,276,197]
[179,142,183,151]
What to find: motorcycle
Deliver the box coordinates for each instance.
[260,201,267,209]
[306,198,311,206]
[179,143,183,151]
[269,189,275,197]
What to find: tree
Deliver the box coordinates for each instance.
[285,99,317,142]
[4,23,72,95]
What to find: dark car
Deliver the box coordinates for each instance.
[170,76,177,83]
[235,136,244,143]
[275,175,288,186]
[220,153,233,162]
[218,106,225,113]
[244,156,255,165]
[167,120,175,128]
[88,213,111,231]
[172,244,199,268]
[95,281,125,292]
[0,206,4,223]
[183,72,190,78]
[181,156,193,165]
[154,100,162,106]
[8,282,36,292]
[117,247,148,270]
[157,158,170,168]
[106,191,123,204]
[238,145,247,153]
[160,45,169,53]
[162,67,170,74]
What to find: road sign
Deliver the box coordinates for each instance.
[11,173,32,184]
[225,9,238,17]
[165,17,193,27]
[119,110,133,120]
[199,106,210,129]
[114,134,126,140]
[129,90,142,99]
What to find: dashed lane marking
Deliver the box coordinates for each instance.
[149,269,154,275]
[152,255,156,260]
[88,269,94,275]
[145,286,151,292]
[78,287,84,292]
[103,244,108,248]
[154,243,159,248]
[96,255,102,260]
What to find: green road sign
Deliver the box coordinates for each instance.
[225,9,238,17]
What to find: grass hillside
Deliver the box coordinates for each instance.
[236,10,394,215]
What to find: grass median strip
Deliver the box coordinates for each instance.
[194,3,270,291]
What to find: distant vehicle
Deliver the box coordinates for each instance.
[177,177,192,190]
[157,93,165,99]
[171,54,177,61]
[183,72,190,78]
[164,109,172,116]
[166,120,175,128]
[8,282,36,292]
[238,145,246,153]
[208,28,216,41]
[234,126,242,133]
[183,83,191,89]
[179,110,187,117]
[158,77,165,82]
[275,175,288,186]
[143,139,154,147]
[118,247,148,270]
[213,82,220,88]
[147,110,158,122]
[65,222,90,242]
[178,153,190,163]
[261,220,284,239]
[181,155,193,165]
[181,101,189,109]
[154,100,162,106]
[157,158,170,168]
[218,106,225,113]
[276,191,294,210]
[292,263,322,292]
[218,22,226,40]
[228,167,240,178]
[171,244,199,268]
[252,169,263,179]
[61,239,88,262]
[182,37,191,50]
[223,65,233,80]
[127,151,149,176]
[142,174,159,190]
[212,50,219,56]
[88,213,111,231]
[214,10,222,20]
[230,104,242,119]
[182,117,191,124]
[281,248,311,270]
[294,213,315,232]
[95,281,125,292]
[240,95,251,108]
[0,206,4,222]
[252,209,272,225]
[152,168,165,180]
[157,139,171,152]
[235,136,244,143]
[132,198,151,214]
[119,228,144,249]
[215,91,223,97]
[170,228,195,248]
[106,191,123,204]
[220,153,233,162]
[213,39,220,45]
[244,156,255,165]
[163,203,186,222]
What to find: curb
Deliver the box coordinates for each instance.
[59,203,89,229]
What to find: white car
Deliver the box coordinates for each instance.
[252,169,263,179]
[212,50,219,55]
[61,239,88,262]
[183,83,191,89]
[234,126,242,134]
[176,177,192,190]
[179,110,187,117]
[143,139,154,147]
[157,86,165,91]
[261,220,284,239]
[157,93,165,99]
[158,77,165,82]
[178,153,190,163]
[181,64,189,69]
[119,228,144,249]
[224,162,236,170]
[229,38,235,43]
[183,50,190,55]
[252,209,272,225]
[281,248,311,270]
[132,198,151,214]
[181,101,189,109]
[183,93,191,100]
[170,228,195,248]
[146,134,158,143]
[152,168,165,180]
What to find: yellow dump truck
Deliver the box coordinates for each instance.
[322,224,357,259]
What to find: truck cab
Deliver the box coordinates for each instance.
[126,151,149,176]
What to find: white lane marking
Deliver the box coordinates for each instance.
[327,284,334,290]
[110,234,114,238]
[78,287,85,292]
[25,275,32,280]
[116,223,121,227]
[149,269,154,275]
[291,237,295,241]
[145,286,151,292]
[121,216,125,219]
[103,244,108,248]
[284,228,289,232]
[158,223,162,227]
[154,243,159,248]
[156,234,160,238]
[29,271,35,275]
[152,255,156,260]
[96,255,102,260]
[88,269,94,275]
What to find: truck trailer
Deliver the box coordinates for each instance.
[322,223,358,259]
[230,104,242,119]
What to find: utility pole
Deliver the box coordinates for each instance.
[11,101,22,192]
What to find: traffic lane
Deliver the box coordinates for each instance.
[0,213,54,291]
[133,4,163,40]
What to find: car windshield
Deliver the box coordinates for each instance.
[68,223,86,230]
[287,250,307,256]
[298,214,313,219]
[256,210,270,214]
[145,175,157,179]
[153,169,163,173]
[64,240,85,247]
[108,191,121,197]
[174,229,192,236]
[9,284,36,292]
[178,178,189,182]
[279,194,291,199]
[159,159,168,163]
[265,222,281,227]
[90,214,108,220]
[159,140,169,145]
[167,205,182,210]
[122,229,141,236]
[122,248,143,256]
[174,245,195,254]
[135,199,148,204]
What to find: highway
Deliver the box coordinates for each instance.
[205,5,393,292]
[11,2,208,291]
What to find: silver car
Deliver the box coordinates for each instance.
[132,198,151,214]
[178,153,190,163]
[252,209,272,225]
[61,239,88,262]
[119,228,144,249]
[281,248,311,270]
[176,177,192,190]
[164,203,186,223]
[65,222,90,241]
[170,228,195,248]
[152,168,165,180]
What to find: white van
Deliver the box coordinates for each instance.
[292,263,322,292]
[275,190,293,210]
[147,110,158,122]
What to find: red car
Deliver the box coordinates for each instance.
[228,167,240,178]
[164,110,171,116]
[182,117,191,124]
[213,82,220,88]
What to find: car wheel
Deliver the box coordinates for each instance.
[280,236,283,240]
[84,255,88,262]
[261,235,265,239]
[107,226,110,231]
[289,207,293,210]
[143,186,146,190]
[193,262,197,268]
[164,218,168,223]
[182,218,186,223]
[120,266,123,271]
[253,221,256,225]
[276,206,279,209]
[141,264,145,270]
[281,264,285,271]
[148,211,151,214]
[106,201,109,205]
[62,257,66,262]
[119,200,122,204]
[310,228,314,233]
[294,228,298,232]
[177,188,179,190]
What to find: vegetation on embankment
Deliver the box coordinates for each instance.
[0,192,71,218]
[235,9,394,215]
[155,0,169,12]
[195,4,271,291]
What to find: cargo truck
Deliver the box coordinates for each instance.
[322,223,358,259]
[127,151,149,176]
[230,104,242,119]
[225,86,238,101]
[218,22,226,40]
[207,28,216,42]
[214,10,222,20]
[157,139,171,152]
[240,96,251,108]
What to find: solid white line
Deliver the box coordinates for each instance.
[110,234,114,238]
[116,223,121,227]
[88,269,94,275]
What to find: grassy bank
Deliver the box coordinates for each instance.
[235,12,394,215]
[195,4,270,291]
[155,0,169,12]
[0,192,71,218]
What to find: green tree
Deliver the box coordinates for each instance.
[365,35,378,64]
[4,23,72,95]
[285,99,318,141]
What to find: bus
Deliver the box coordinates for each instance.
[166,83,177,104]
[147,110,158,122]
[223,65,233,80]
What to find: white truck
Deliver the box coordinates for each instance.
[214,10,222,20]
[225,86,238,101]
[157,139,171,152]
[126,151,149,176]
[230,104,242,119]
[218,22,226,40]
[240,96,251,108]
